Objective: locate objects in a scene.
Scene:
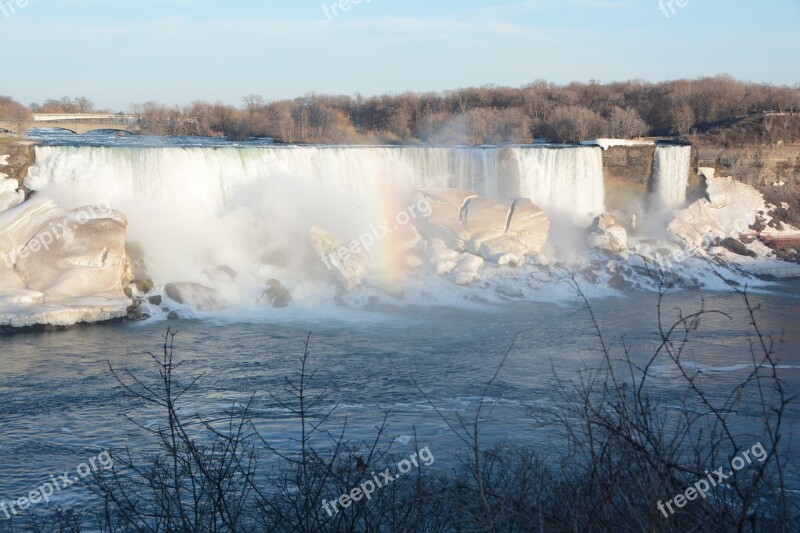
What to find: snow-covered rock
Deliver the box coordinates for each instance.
[0,177,25,213]
[414,188,476,250]
[587,214,628,254]
[0,190,133,328]
[669,170,767,249]
[0,155,9,181]
[164,282,226,311]
[425,238,461,276]
[582,138,655,150]
[453,253,484,285]
[309,225,370,291]
[414,189,550,265]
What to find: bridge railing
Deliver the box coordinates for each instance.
[32,113,144,123]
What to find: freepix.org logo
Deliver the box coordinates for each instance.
[1,451,114,520]
[0,0,35,19]
[658,0,697,18]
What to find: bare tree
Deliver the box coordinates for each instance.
[671,103,696,136]
[608,106,650,138]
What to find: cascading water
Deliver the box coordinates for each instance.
[25,145,607,305]
[26,145,605,218]
[511,146,605,220]
[652,145,692,209]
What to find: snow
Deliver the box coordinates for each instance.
[582,138,655,150]
[0,189,132,328]
[666,169,800,279]
[0,154,8,180]
[669,172,767,249]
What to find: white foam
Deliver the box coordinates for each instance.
[582,138,655,150]
[653,145,692,209]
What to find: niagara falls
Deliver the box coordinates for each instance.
[1,1,799,531]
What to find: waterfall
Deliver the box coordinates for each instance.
[25,145,607,292]
[511,146,605,221]
[652,145,692,209]
[27,145,606,218]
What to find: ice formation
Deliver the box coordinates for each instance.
[0,180,132,328]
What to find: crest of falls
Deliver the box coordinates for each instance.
[652,145,692,209]
[25,145,606,287]
[27,145,605,218]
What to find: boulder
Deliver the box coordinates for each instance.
[257,279,292,308]
[669,172,768,250]
[414,189,477,250]
[0,196,133,328]
[505,198,551,253]
[609,274,626,290]
[204,265,238,284]
[217,265,237,279]
[0,178,24,214]
[309,225,370,291]
[425,238,461,276]
[454,253,484,285]
[477,237,527,266]
[718,237,757,258]
[414,189,550,266]
[587,214,628,254]
[164,282,226,311]
[127,298,151,321]
[463,197,510,250]
[135,278,155,294]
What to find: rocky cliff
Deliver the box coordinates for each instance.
[0,137,35,186]
[601,143,800,214]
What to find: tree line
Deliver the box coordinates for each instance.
[3,75,799,143]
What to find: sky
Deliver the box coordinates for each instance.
[0,0,798,111]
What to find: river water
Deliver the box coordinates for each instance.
[2,285,799,510]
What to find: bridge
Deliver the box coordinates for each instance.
[0,113,197,135]
[0,113,144,135]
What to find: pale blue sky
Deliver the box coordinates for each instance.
[0,0,798,111]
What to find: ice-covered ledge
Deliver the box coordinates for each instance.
[582,138,656,150]
[0,161,133,329]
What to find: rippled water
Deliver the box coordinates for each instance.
[25,128,277,148]
[2,284,799,510]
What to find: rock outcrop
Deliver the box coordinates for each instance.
[587,214,628,255]
[164,282,226,311]
[453,253,484,285]
[306,189,550,292]
[414,189,550,266]
[425,238,461,276]
[309,225,370,291]
[0,176,25,212]
[0,178,133,328]
[668,168,768,249]
[257,279,292,308]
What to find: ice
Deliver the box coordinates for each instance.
[582,138,655,150]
